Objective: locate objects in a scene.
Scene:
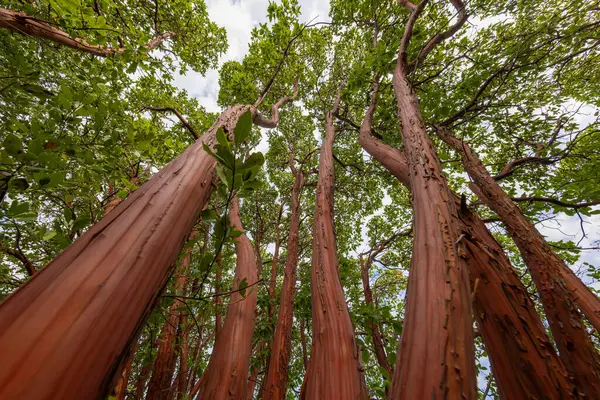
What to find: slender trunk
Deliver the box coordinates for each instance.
[359,256,393,379]
[262,168,304,400]
[300,319,309,371]
[215,251,223,335]
[389,64,476,398]
[113,341,137,400]
[175,311,189,400]
[358,82,575,398]
[246,340,265,400]
[147,230,197,400]
[0,105,252,399]
[268,205,284,321]
[194,196,259,399]
[300,103,367,399]
[437,128,600,395]
[134,358,153,400]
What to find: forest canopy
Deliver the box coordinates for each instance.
[1,0,600,399]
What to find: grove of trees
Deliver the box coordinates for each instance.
[1,0,600,398]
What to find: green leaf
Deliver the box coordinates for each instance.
[238,277,249,297]
[216,128,229,148]
[240,152,264,170]
[201,209,218,221]
[43,231,57,240]
[8,178,29,190]
[229,227,243,238]
[216,165,230,188]
[3,134,23,156]
[234,110,252,144]
[72,216,91,232]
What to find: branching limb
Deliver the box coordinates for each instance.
[0,7,174,56]
[512,196,600,210]
[252,78,299,128]
[142,106,199,140]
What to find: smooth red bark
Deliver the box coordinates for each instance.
[262,164,304,400]
[146,230,197,400]
[300,101,367,399]
[0,105,250,399]
[193,197,259,399]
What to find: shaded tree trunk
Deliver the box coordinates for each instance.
[359,253,393,379]
[389,59,476,398]
[0,105,252,399]
[193,196,259,399]
[215,251,223,335]
[147,229,197,400]
[436,127,600,395]
[113,341,137,400]
[300,97,367,399]
[262,163,304,400]
[358,80,575,398]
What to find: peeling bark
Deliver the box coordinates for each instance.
[262,165,304,400]
[0,105,252,399]
[193,197,259,399]
[389,63,476,398]
[437,127,600,395]
[359,105,576,398]
[300,100,368,399]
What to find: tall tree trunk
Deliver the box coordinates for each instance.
[175,310,189,400]
[113,341,137,400]
[359,255,393,379]
[147,229,197,400]
[262,165,304,400]
[215,251,223,335]
[358,80,575,398]
[300,97,367,400]
[389,59,476,398]
[0,105,253,399]
[300,318,309,371]
[193,196,259,399]
[437,127,600,395]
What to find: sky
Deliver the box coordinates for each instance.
[172,0,330,113]
[172,0,600,278]
[171,1,600,397]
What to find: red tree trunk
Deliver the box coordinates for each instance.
[359,255,393,379]
[438,128,600,395]
[358,81,574,398]
[389,65,476,398]
[193,196,259,399]
[300,102,367,399]
[113,341,137,400]
[262,166,304,399]
[147,230,197,400]
[0,105,250,399]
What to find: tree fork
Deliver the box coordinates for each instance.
[358,78,575,398]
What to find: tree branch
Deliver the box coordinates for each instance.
[0,7,174,56]
[142,106,199,140]
[512,196,600,210]
[252,78,299,128]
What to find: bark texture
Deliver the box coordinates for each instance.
[359,252,393,379]
[438,127,600,395]
[146,230,197,400]
[0,105,249,399]
[262,165,304,400]
[359,105,576,398]
[0,7,174,56]
[300,102,367,400]
[389,65,476,398]
[193,197,259,399]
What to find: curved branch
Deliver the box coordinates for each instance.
[0,243,35,276]
[399,0,430,68]
[0,7,174,56]
[397,0,417,11]
[252,79,299,128]
[512,196,600,210]
[142,106,199,139]
[493,155,558,181]
[410,0,467,69]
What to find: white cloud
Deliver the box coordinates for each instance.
[172,0,330,113]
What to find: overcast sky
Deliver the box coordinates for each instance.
[173,0,600,279]
[172,0,330,113]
